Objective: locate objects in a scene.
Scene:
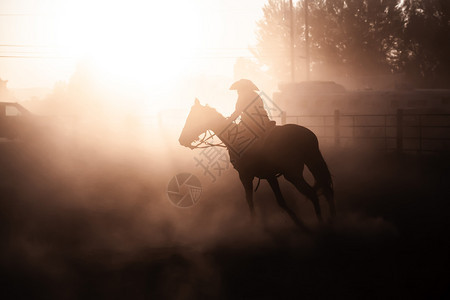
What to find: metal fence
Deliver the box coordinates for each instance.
[280,110,450,153]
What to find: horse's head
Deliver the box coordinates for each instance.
[179,98,218,149]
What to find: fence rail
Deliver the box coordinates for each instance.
[280,110,450,153]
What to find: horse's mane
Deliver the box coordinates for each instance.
[203,104,225,119]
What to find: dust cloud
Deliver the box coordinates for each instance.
[1,69,450,298]
[1,114,449,298]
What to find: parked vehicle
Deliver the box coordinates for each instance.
[0,102,34,139]
[0,102,64,141]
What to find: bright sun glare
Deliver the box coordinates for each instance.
[54,0,201,93]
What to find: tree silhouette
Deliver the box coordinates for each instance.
[398,0,450,87]
[310,0,401,77]
[254,0,450,88]
[254,0,296,82]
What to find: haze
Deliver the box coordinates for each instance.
[0,0,449,298]
[1,0,268,114]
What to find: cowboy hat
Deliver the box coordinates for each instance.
[229,79,259,91]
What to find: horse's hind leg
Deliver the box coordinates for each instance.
[285,173,323,222]
[323,187,336,218]
[305,150,335,219]
[267,177,309,232]
[239,174,255,218]
[314,184,336,218]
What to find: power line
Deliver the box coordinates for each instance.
[0,45,277,50]
[0,45,292,59]
[0,55,74,59]
[0,44,57,48]
[0,55,287,60]
[0,9,259,17]
[0,13,49,16]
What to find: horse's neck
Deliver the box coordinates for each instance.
[208,110,228,134]
[207,110,234,147]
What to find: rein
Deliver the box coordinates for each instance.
[187,120,281,193]
[190,130,227,149]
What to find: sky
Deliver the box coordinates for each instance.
[0,0,268,90]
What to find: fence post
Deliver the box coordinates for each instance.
[281,111,286,125]
[334,110,340,147]
[396,109,403,153]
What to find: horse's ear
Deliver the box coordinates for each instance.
[194,98,200,106]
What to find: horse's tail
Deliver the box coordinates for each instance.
[305,150,334,197]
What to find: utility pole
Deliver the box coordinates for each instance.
[290,0,295,82]
[304,0,310,81]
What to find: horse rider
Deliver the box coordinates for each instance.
[228,79,276,137]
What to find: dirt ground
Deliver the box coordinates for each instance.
[0,136,449,299]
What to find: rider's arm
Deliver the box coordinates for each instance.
[228,109,240,121]
[228,98,244,121]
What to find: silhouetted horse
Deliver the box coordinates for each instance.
[179,99,335,228]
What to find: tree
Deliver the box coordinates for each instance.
[397,0,450,87]
[255,0,404,83]
[254,0,450,88]
[253,0,297,82]
[309,0,402,77]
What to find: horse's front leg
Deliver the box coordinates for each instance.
[239,174,254,218]
[267,176,310,233]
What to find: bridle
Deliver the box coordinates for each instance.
[189,130,227,149]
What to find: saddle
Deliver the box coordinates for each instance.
[227,120,276,170]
